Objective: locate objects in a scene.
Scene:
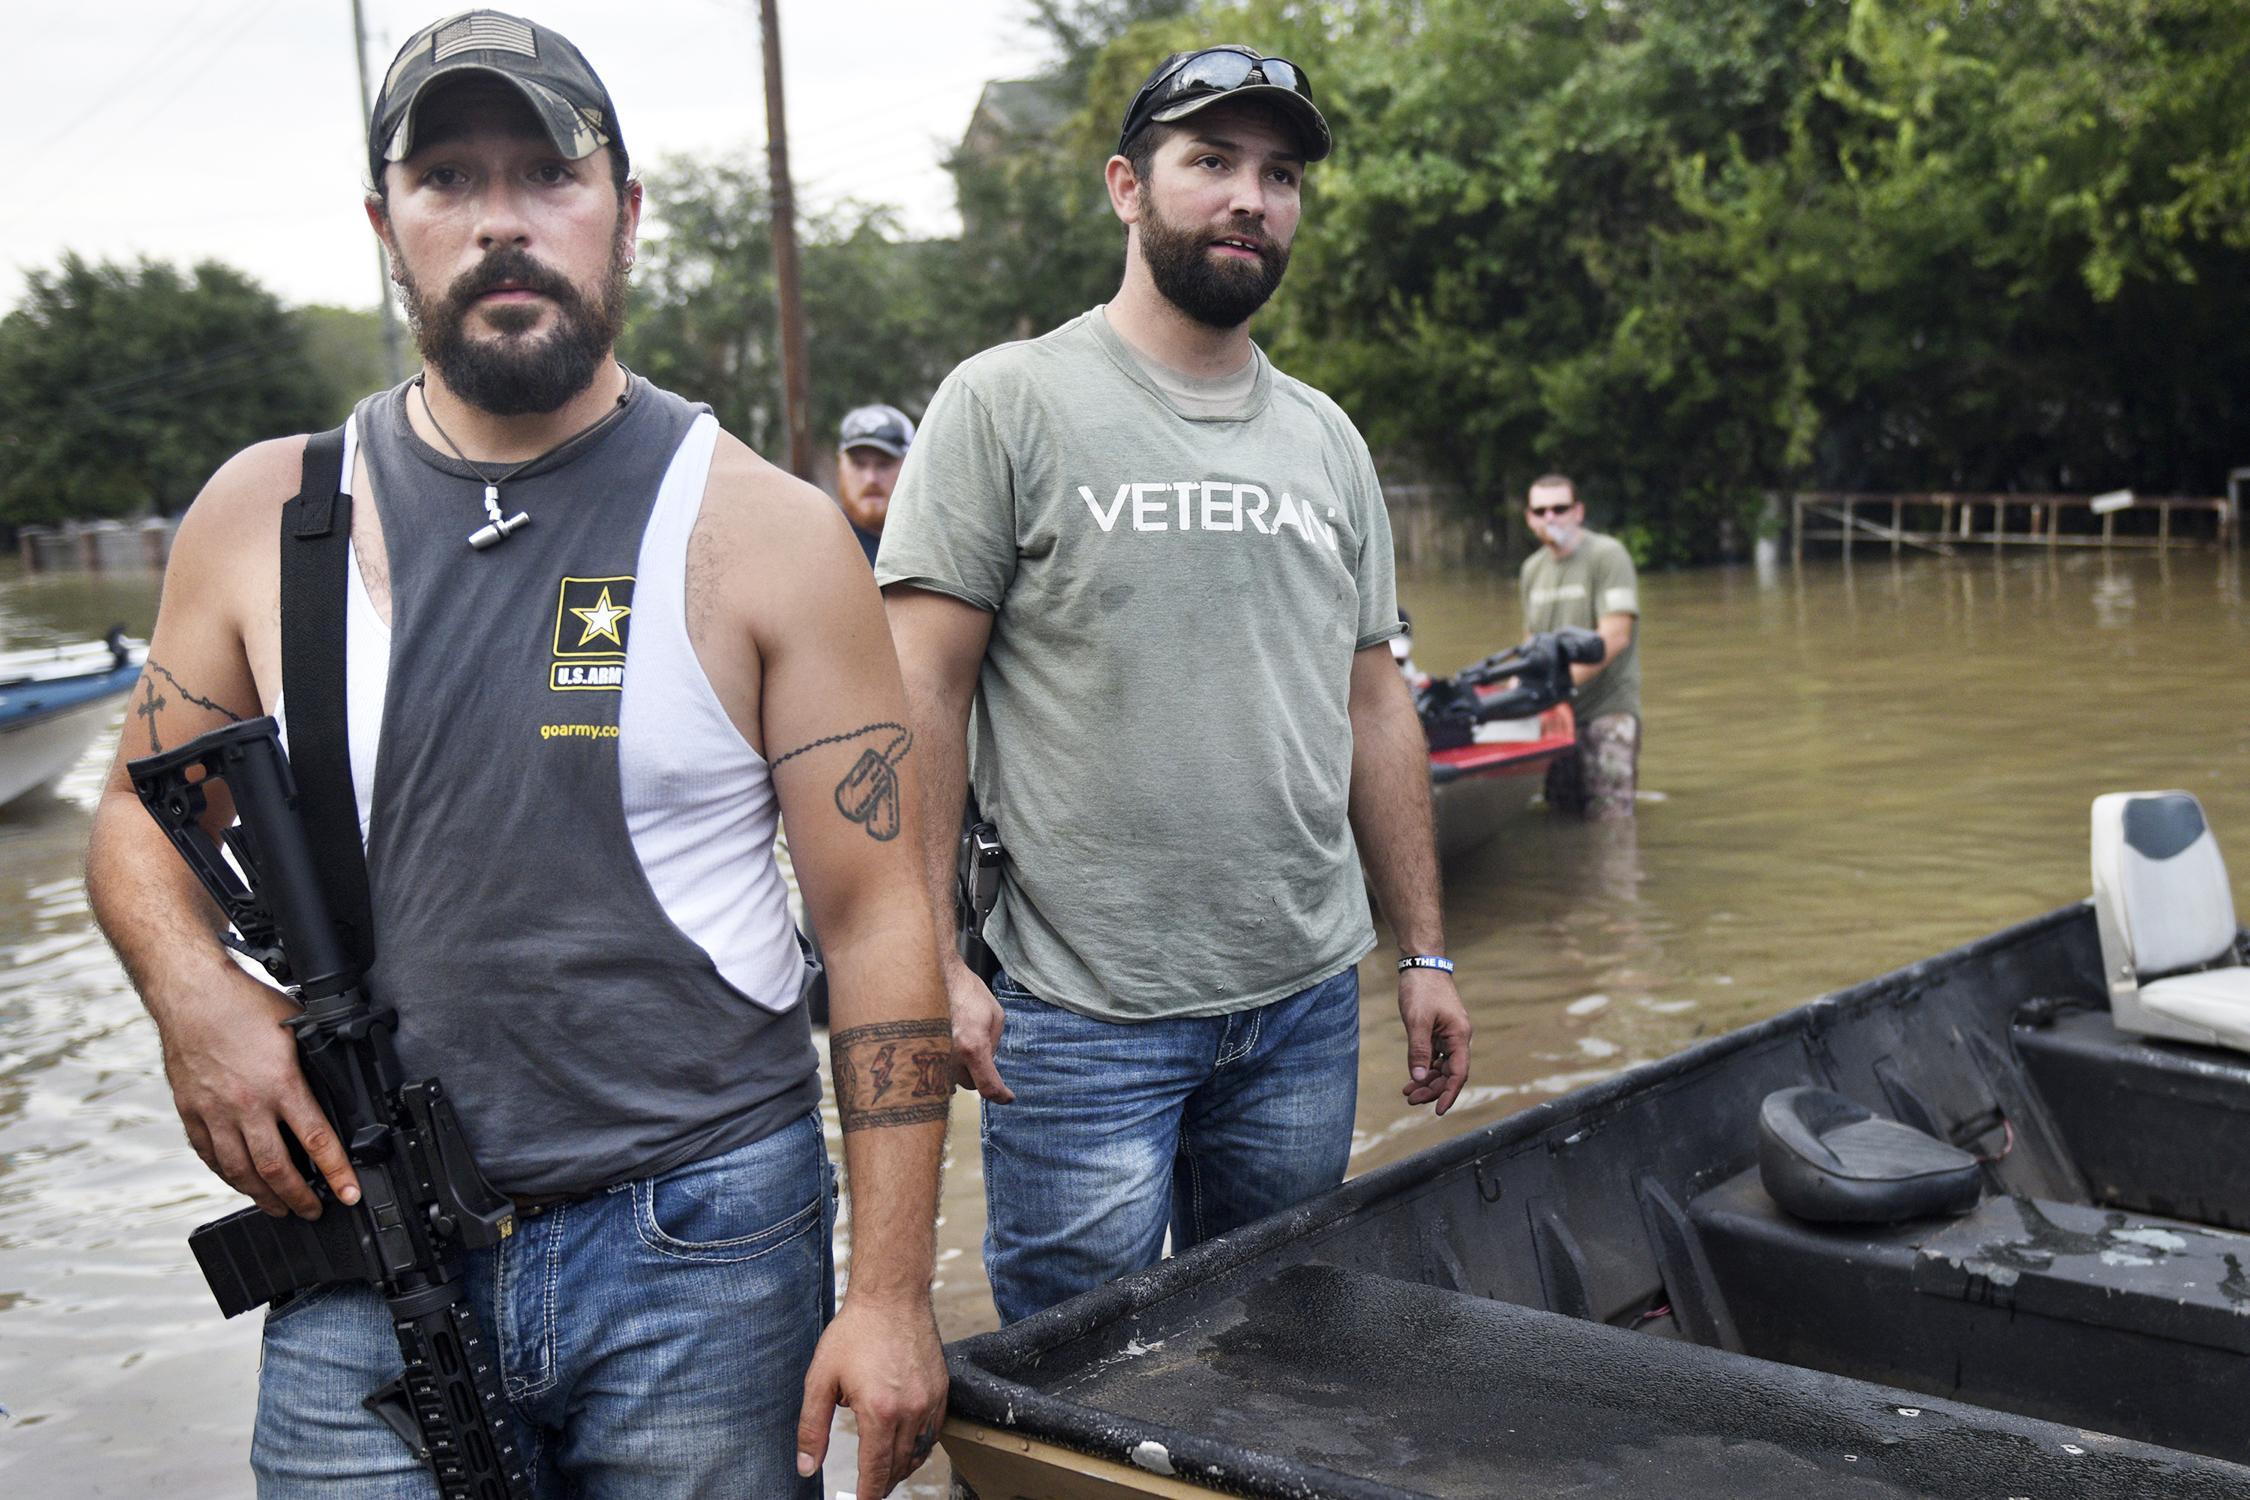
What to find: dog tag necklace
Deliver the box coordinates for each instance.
[415,374,634,551]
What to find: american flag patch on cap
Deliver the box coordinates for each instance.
[434,14,536,62]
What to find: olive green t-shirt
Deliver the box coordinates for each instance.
[1519,531,1642,723]
[876,308,1399,1021]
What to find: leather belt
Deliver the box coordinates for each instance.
[511,1184,604,1216]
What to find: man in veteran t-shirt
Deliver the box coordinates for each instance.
[878,46,1474,1324]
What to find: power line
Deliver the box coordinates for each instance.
[800,161,960,209]
[0,344,313,425]
[660,0,993,169]
[77,331,304,401]
[87,349,313,419]
[777,78,996,162]
[27,0,239,155]
[787,128,968,189]
[97,0,290,159]
[9,0,1020,313]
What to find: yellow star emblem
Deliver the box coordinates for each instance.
[570,586,631,648]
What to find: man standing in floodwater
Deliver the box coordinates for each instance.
[1520,473,1642,819]
[834,403,914,565]
[880,44,1473,1325]
[83,12,947,1496]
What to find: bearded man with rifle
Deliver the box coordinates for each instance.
[84,13,948,1498]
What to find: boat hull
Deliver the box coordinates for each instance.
[0,662,140,808]
[943,904,2250,1497]
[1426,705,1575,857]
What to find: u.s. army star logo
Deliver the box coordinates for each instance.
[550,575,635,691]
[571,586,631,647]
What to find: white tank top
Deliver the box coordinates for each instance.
[274,413,803,1012]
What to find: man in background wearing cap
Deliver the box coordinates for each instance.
[835,403,914,565]
[880,45,1473,1324]
[85,13,947,1497]
[1520,473,1642,819]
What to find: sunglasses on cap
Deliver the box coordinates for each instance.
[1118,45,1331,161]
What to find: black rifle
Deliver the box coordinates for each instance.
[129,717,531,1500]
[957,820,1004,983]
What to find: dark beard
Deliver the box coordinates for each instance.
[396,231,630,416]
[1136,189,1290,330]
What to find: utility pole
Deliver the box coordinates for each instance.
[351,0,405,384]
[759,0,815,480]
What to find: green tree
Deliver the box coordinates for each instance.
[0,256,338,524]
[1247,0,2250,561]
[622,157,967,458]
[944,0,1198,347]
[297,304,395,422]
[619,0,2250,562]
[1797,0,2250,499]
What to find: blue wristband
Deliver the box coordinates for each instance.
[1398,955,1455,975]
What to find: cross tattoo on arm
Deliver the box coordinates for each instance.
[135,678,168,753]
[134,659,244,754]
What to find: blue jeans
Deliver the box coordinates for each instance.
[250,1110,834,1498]
[982,965,1360,1325]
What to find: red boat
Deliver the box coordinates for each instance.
[1429,702,1578,857]
[1416,629,1602,857]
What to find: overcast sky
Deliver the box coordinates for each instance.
[6,0,1055,311]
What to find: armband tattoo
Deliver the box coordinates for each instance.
[830,1016,952,1132]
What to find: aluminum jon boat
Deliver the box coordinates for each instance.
[0,630,144,809]
[941,790,2250,1498]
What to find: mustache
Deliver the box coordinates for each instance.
[442,248,581,313]
[1205,226,1282,265]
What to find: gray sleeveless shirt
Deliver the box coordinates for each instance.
[343,377,819,1197]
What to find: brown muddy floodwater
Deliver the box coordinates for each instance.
[1,547,2245,1496]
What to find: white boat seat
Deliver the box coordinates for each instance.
[2091,790,2250,1052]
[2136,968,2250,1053]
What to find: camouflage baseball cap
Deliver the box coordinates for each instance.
[369,11,626,186]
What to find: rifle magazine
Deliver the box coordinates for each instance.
[189,1199,375,1319]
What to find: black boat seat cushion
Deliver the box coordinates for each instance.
[1756,1086,1982,1224]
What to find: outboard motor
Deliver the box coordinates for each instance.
[1417,627,1604,750]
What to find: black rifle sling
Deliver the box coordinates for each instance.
[279,425,377,971]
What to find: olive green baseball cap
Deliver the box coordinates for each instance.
[370,11,625,185]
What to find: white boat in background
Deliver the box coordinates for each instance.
[0,629,145,808]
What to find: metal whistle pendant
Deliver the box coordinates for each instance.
[468,484,531,551]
